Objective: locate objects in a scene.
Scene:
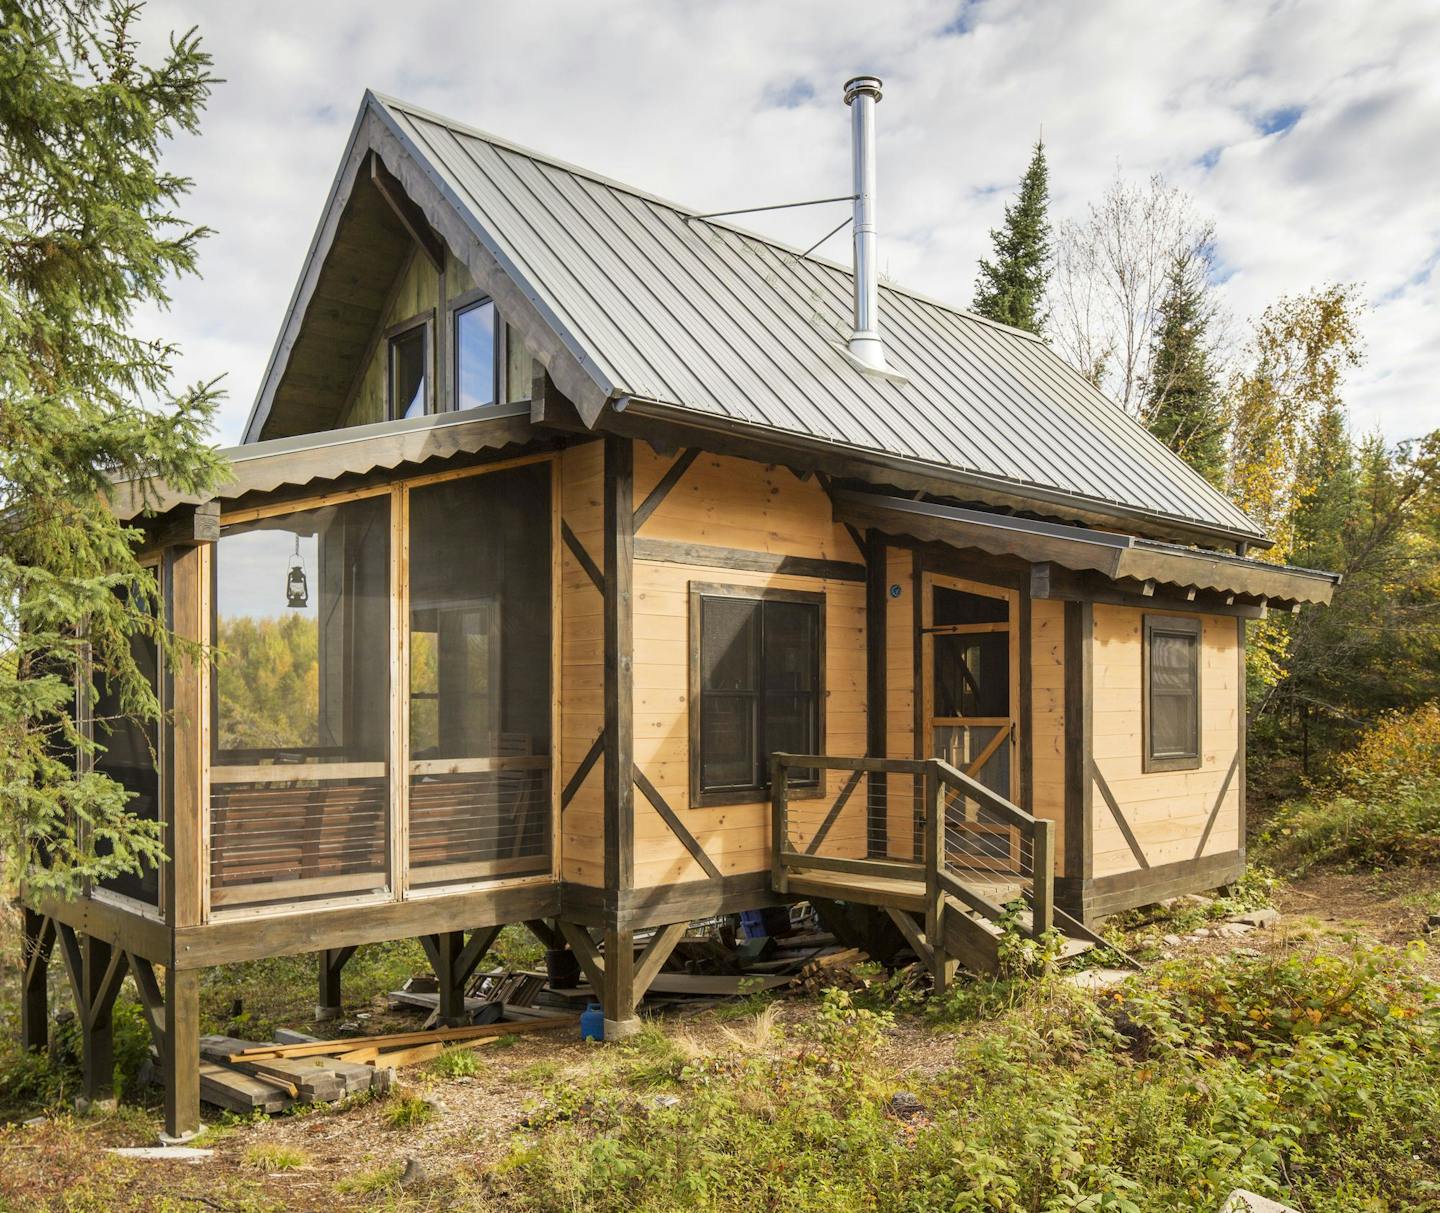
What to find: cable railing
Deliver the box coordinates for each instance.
[771,752,1054,938]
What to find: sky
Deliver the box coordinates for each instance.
[133,0,1440,449]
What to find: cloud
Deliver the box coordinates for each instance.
[133,0,1439,446]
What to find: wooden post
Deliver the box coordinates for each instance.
[922,763,953,994]
[603,436,635,896]
[600,927,639,1040]
[1031,819,1055,937]
[770,755,789,895]
[162,968,201,1142]
[166,542,209,930]
[78,936,126,1110]
[316,945,357,1021]
[420,931,468,1027]
[864,530,888,857]
[20,909,54,1053]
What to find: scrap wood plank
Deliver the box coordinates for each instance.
[198,1062,287,1114]
[229,1015,580,1062]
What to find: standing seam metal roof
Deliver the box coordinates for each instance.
[371,94,1265,541]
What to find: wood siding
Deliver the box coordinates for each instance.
[1089,604,1241,878]
[1029,597,1068,873]
[559,442,605,886]
[628,446,867,886]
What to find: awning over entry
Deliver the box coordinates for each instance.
[833,490,1338,611]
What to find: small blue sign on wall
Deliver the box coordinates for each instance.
[889,584,902,599]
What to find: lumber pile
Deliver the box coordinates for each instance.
[193,1016,577,1115]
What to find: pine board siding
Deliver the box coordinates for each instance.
[1088,605,1241,878]
[1029,596,1068,873]
[628,446,868,887]
[560,442,606,886]
[884,548,917,859]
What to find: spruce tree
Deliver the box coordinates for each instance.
[1,2,225,894]
[1144,250,1226,486]
[972,139,1051,334]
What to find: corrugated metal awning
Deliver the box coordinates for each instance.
[834,491,1338,607]
[113,404,535,522]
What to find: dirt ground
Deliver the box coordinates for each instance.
[0,864,1434,1211]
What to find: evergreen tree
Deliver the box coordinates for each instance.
[1,2,225,894]
[1143,249,1226,486]
[972,139,1051,333]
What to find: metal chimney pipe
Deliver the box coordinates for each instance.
[843,75,891,376]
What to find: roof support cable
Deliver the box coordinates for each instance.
[800,214,853,258]
[686,194,857,221]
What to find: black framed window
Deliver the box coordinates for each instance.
[1144,614,1201,772]
[388,317,429,420]
[690,585,823,806]
[454,298,497,410]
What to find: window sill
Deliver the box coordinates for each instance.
[693,784,824,809]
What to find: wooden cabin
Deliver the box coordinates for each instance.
[19,84,1336,1138]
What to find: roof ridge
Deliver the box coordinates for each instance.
[368,90,1047,346]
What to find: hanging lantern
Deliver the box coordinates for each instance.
[285,535,309,608]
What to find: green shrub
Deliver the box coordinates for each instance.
[427,1047,482,1079]
[242,1141,308,1172]
[496,946,1440,1212]
[384,1091,438,1129]
[1258,775,1440,873]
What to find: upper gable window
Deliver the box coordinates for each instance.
[388,317,430,420]
[455,298,497,409]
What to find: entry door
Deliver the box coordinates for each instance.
[921,574,1019,802]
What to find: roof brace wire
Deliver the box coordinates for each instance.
[687,194,857,221]
[801,214,853,258]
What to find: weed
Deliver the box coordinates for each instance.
[242,1141,309,1172]
[384,1091,438,1129]
[428,1047,482,1079]
[335,1161,407,1195]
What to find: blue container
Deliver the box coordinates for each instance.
[580,1003,605,1041]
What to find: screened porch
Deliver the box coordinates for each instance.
[203,456,557,914]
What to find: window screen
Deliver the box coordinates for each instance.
[696,590,821,799]
[933,633,1009,718]
[389,323,427,419]
[1146,617,1200,768]
[455,300,496,410]
[407,463,552,885]
[210,495,391,908]
[93,583,161,906]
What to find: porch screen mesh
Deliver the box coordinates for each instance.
[210,494,391,908]
[407,463,552,886]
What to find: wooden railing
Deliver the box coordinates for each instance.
[771,753,1055,938]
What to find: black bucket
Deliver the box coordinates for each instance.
[545,946,581,989]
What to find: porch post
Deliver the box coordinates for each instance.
[162,967,201,1142]
[600,435,640,1038]
[20,908,54,1053]
[316,945,356,1021]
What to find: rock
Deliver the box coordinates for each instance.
[108,1147,212,1163]
[1189,928,1211,938]
[889,1090,925,1119]
[1426,913,1440,933]
[1183,893,1215,907]
[399,1156,427,1188]
[1162,934,1183,947]
[1065,968,1131,992]
[22,1117,45,1128]
[1229,908,1280,929]
[1214,922,1255,938]
[1219,1190,1300,1213]
[651,1094,680,1109]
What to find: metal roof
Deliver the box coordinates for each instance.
[364,94,1265,544]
